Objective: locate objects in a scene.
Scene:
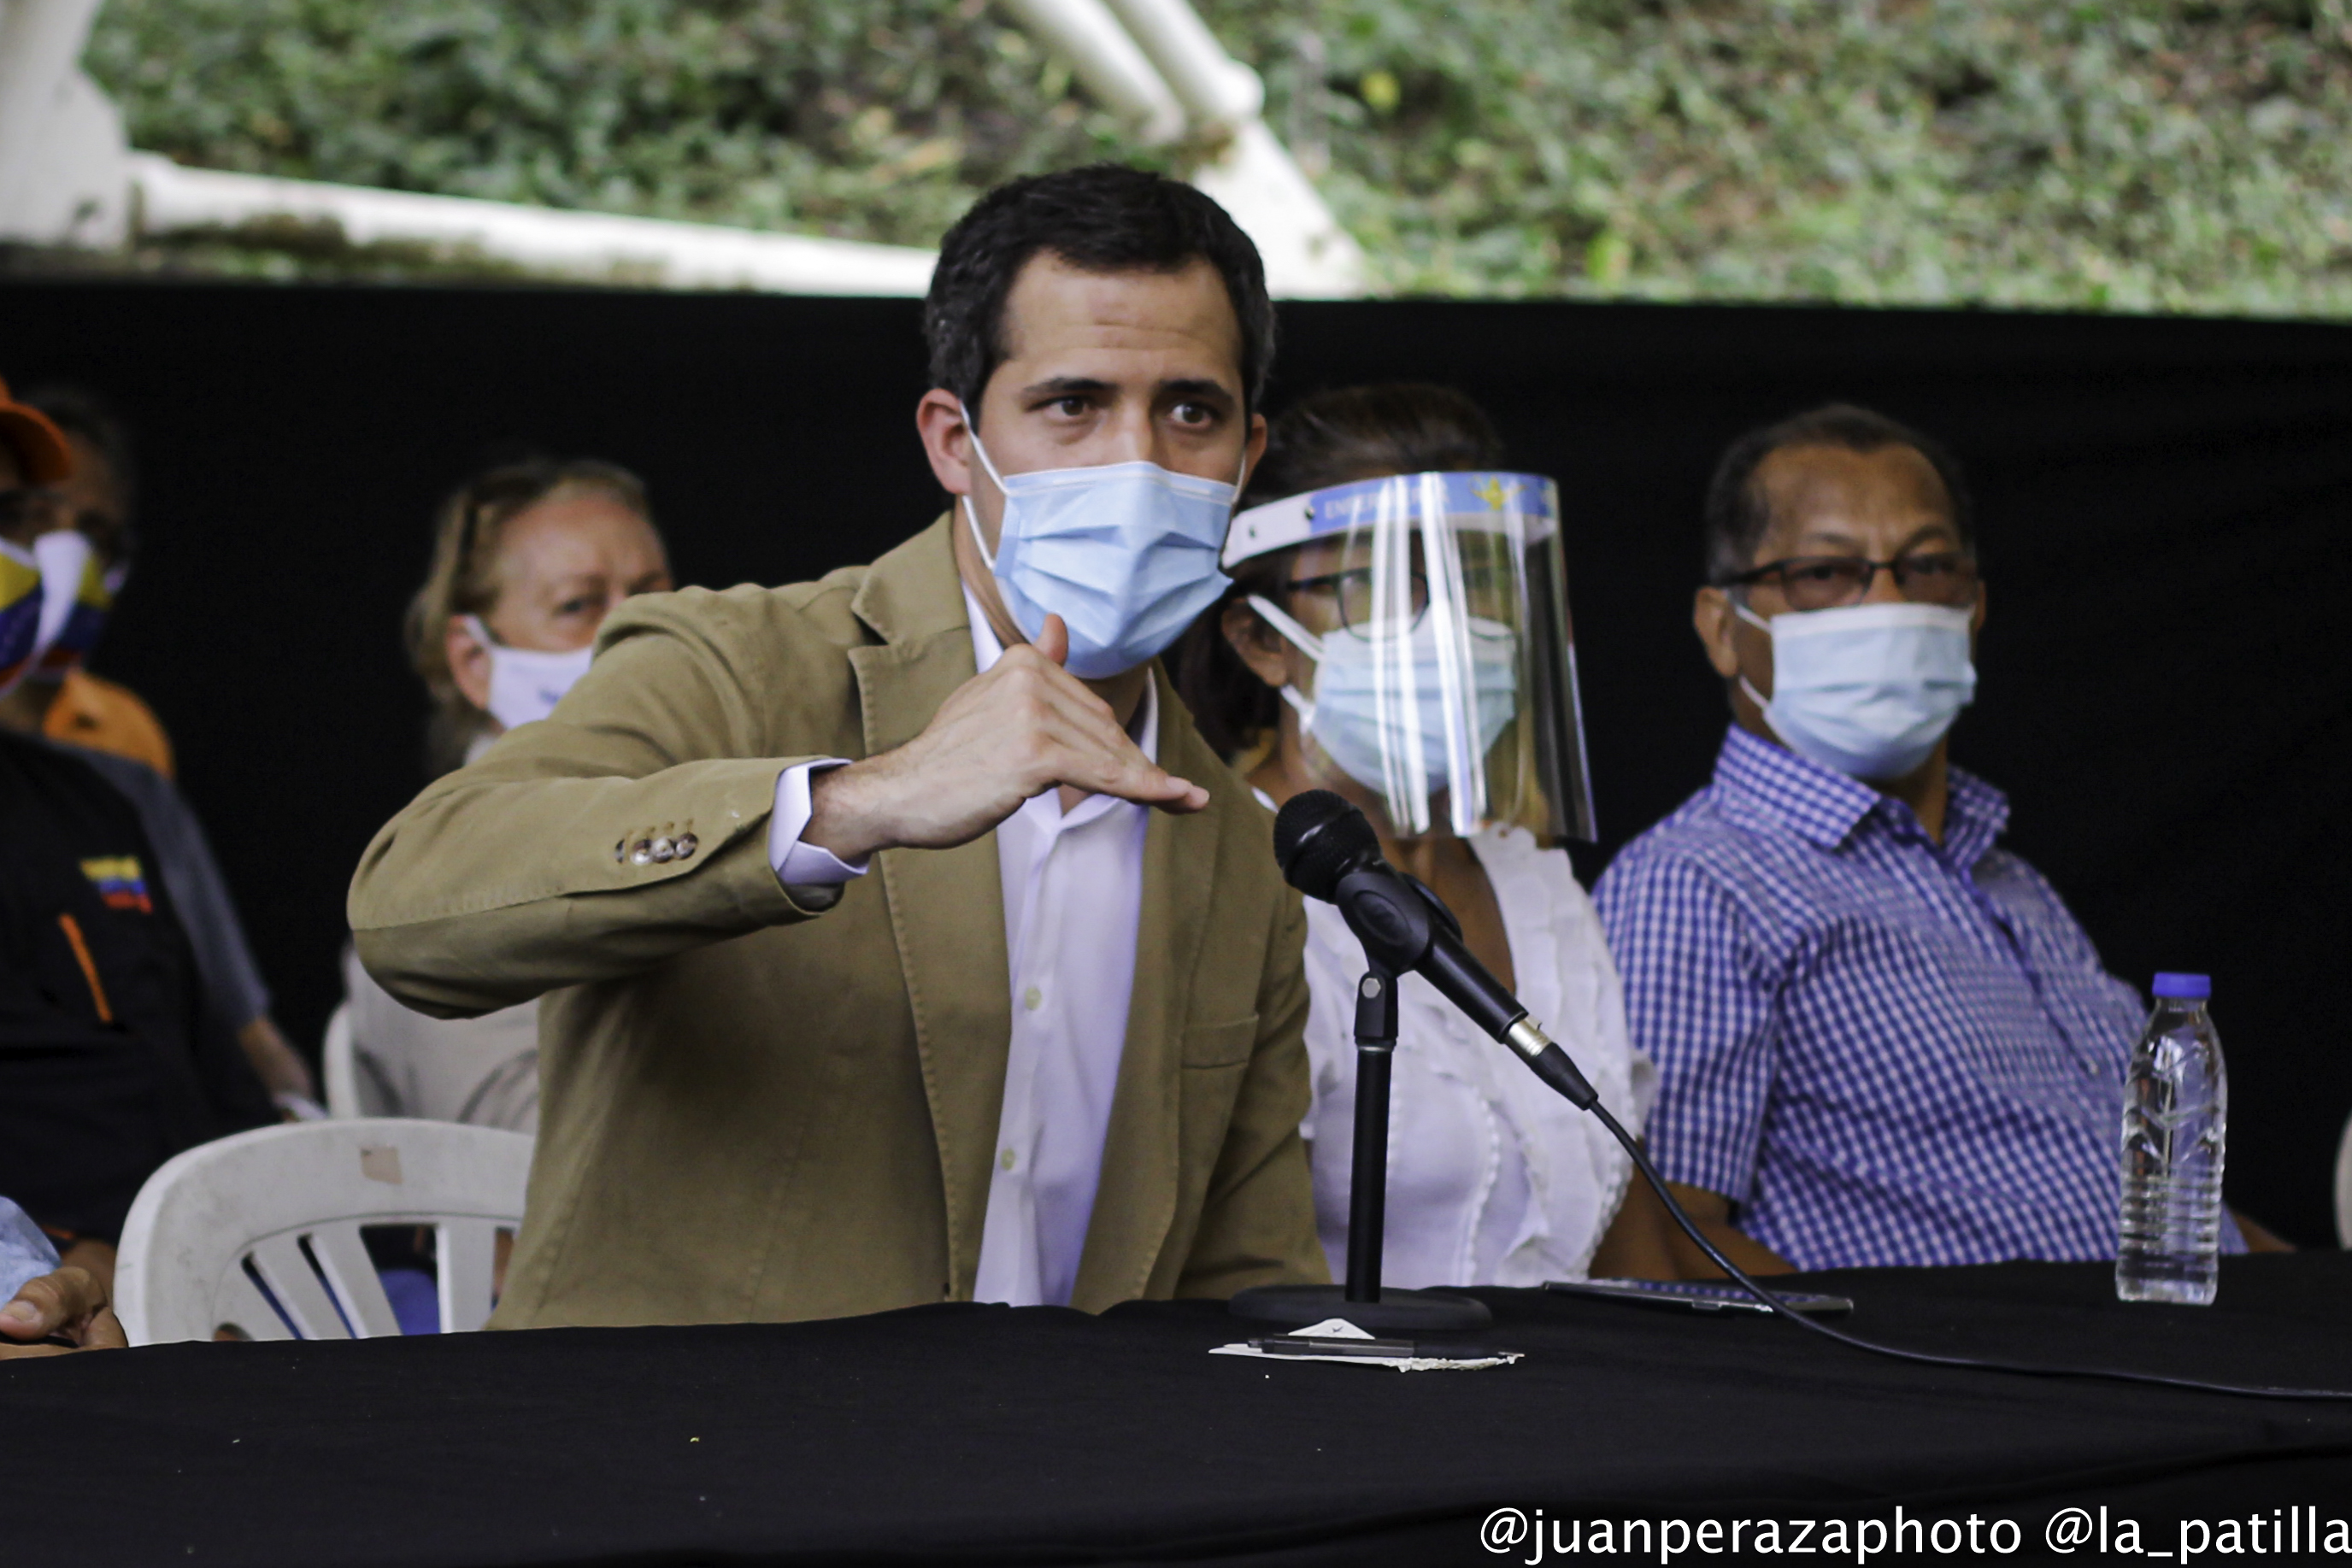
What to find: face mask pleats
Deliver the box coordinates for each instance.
[1735,599,1977,781]
[960,404,1242,680]
[1250,592,1520,836]
[463,615,597,731]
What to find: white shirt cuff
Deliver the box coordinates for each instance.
[768,761,869,886]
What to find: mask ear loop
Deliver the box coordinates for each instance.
[1729,596,1778,722]
[1245,593,1326,727]
[956,400,1013,570]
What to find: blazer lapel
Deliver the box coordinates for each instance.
[1072,663,1224,1310]
[848,519,1010,1302]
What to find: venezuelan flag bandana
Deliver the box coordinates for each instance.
[0,539,44,694]
[30,531,112,682]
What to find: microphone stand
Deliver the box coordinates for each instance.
[1230,960,1492,1334]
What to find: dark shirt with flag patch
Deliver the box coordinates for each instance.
[0,729,271,1243]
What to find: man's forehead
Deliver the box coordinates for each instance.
[1756,443,1953,535]
[997,252,1242,387]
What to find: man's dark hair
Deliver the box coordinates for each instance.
[1703,403,1973,585]
[22,385,137,518]
[924,164,1274,418]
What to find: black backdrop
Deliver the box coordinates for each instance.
[4,280,2349,1242]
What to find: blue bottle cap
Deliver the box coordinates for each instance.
[2152,972,2211,1000]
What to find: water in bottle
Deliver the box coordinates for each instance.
[2115,972,2228,1305]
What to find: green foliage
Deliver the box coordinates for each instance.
[85,0,2352,314]
[85,0,1156,249]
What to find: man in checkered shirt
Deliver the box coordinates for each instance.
[1594,405,2274,1273]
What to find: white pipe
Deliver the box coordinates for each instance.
[996,0,1187,145]
[997,0,1366,297]
[131,155,938,296]
[0,0,106,220]
[1189,120,1364,299]
[1102,0,1261,128]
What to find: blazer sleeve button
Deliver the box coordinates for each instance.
[629,838,655,866]
[673,833,698,859]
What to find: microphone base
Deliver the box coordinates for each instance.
[1227,1283,1492,1334]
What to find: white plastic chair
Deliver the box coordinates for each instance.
[114,1119,532,1346]
[2336,1110,2352,1248]
[320,1001,371,1118]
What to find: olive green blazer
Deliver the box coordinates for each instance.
[348,517,1326,1328]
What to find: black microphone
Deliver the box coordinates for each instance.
[1273,790,1598,1109]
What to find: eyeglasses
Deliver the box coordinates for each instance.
[1285,561,1522,638]
[1285,567,1430,638]
[1720,552,1979,613]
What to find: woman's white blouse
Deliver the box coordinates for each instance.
[1293,823,1655,1289]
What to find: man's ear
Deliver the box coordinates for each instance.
[1693,586,1742,680]
[1243,409,1268,483]
[915,388,975,500]
[1970,579,1988,637]
[1221,598,1290,690]
[447,615,494,711]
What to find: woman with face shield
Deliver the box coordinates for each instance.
[333,459,673,1137]
[1173,385,1679,1287]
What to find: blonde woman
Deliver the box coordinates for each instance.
[338,458,673,1133]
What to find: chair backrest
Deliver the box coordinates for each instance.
[322,1006,362,1114]
[115,1119,532,1346]
[2337,1109,2352,1248]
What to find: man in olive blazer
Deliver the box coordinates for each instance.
[348,167,1326,1327]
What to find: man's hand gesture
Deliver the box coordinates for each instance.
[807,614,1207,862]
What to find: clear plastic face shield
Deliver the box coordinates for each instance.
[1226,471,1596,842]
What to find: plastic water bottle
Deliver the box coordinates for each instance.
[2115,972,2228,1305]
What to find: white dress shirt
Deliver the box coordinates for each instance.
[764,590,1154,1307]
[1264,793,1656,1289]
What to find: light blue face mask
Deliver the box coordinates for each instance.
[961,405,1242,679]
[1249,594,1519,801]
[1737,600,1977,781]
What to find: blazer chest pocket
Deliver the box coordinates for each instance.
[1181,1013,1258,1069]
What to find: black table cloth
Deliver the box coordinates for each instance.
[9,1255,2352,1565]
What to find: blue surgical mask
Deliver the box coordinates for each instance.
[1250,594,1519,800]
[961,405,1241,679]
[1737,600,1976,780]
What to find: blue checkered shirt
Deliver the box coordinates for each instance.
[1595,725,2233,1271]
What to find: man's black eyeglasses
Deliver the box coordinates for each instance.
[1719,552,1979,613]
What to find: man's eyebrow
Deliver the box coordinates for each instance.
[1159,377,1235,404]
[1018,376,1116,400]
[1896,520,1962,549]
[1790,524,1864,554]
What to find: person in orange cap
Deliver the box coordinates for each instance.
[0,383,173,776]
[0,376,71,489]
[0,375,319,1125]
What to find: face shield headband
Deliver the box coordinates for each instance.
[1225,470,1596,843]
